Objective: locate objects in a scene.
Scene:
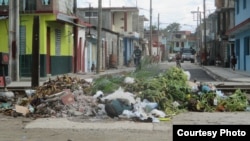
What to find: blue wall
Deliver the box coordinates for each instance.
[235,29,250,72]
[235,0,250,24]
[234,0,250,72]
[123,38,133,65]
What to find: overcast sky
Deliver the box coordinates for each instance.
[77,0,216,32]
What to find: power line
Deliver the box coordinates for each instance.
[126,0,137,7]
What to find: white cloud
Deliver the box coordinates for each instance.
[77,0,216,32]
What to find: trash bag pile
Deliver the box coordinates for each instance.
[0,67,249,122]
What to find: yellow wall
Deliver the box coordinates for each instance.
[61,24,74,56]
[20,15,36,54]
[0,20,9,52]
[47,23,73,56]
[0,14,73,56]
[20,15,56,55]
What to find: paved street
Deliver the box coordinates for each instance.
[1,61,250,141]
[1,0,250,140]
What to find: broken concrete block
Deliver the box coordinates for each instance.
[61,90,75,105]
[73,111,83,116]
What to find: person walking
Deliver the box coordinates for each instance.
[133,46,142,68]
[231,54,237,71]
[175,52,181,68]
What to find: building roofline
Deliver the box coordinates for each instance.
[77,6,139,11]
[226,18,250,35]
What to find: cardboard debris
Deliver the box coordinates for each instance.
[15,105,29,116]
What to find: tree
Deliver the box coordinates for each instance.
[163,22,181,35]
[162,22,181,54]
[150,25,158,31]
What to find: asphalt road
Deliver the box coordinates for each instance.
[166,61,217,82]
[183,64,217,82]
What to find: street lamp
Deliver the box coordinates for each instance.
[96,0,102,74]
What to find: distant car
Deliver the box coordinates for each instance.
[181,52,195,63]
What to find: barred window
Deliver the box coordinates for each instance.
[0,0,9,6]
[85,12,98,17]
[42,0,50,5]
[247,37,250,55]
[176,42,179,47]
[243,0,246,9]
[20,26,26,55]
[55,29,61,56]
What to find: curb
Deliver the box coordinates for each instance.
[202,66,227,82]
[25,118,170,131]
[203,66,250,83]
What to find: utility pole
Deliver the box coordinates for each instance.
[88,3,91,35]
[203,0,207,64]
[191,7,201,61]
[8,0,13,82]
[157,13,159,56]
[73,0,77,14]
[8,0,20,82]
[149,0,152,56]
[31,16,40,88]
[196,7,199,54]
[96,0,102,74]
[15,0,20,82]
[73,0,78,73]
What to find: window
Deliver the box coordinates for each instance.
[0,0,9,6]
[20,26,26,55]
[92,12,98,17]
[85,12,98,17]
[236,0,239,14]
[55,29,61,56]
[42,0,50,5]
[85,12,91,17]
[243,0,246,9]
[236,39,240,55]
[175,34,181,38]
[176,42,179,47]
[181,42,184,47]
[246,37,250,55]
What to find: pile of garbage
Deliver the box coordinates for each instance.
[0,67,249,122]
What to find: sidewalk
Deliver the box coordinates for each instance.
[7,66,136,88]
[6,62,250,88]
[25,112,250,131]
[202,65,250,83]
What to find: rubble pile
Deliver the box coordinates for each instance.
[0,75,101,118]
[0,67,249,122]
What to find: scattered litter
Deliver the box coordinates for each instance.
[0,91,14,99]
[184,71,191,81]
[0,68,249,123]
[124,77,135,84]
[15,105,29,116]
[101,87,136,104]
[25,89,36,98]
[93,91,104,99]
